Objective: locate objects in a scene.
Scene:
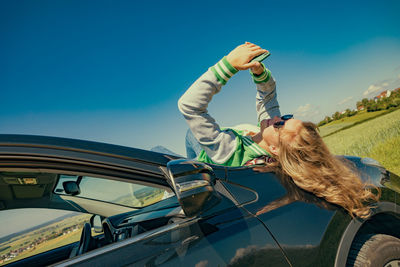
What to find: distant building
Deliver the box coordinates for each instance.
[374,90,391,101]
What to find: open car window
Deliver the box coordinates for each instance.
[54,175,174,208]
[0,209,92,265]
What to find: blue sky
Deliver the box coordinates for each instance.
[0,0,400,240]
[1,0,400,157]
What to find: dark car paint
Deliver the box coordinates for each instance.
[0,134,399,267]
[57,202,290,266]
[225,167,338,266]
[223,160,400,266]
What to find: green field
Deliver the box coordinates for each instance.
[0,214,91,265]
[322,108,400,175]
[319,109,393,137]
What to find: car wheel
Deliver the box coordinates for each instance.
[347,234,400,267]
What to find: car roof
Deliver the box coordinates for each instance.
[0,134,181,169]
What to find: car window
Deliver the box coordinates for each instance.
[54,175,173,208]
[0,209,92,265]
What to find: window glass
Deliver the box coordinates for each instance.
[0,209,91,266]
[54,175,172,208]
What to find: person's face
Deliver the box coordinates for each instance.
[260,116,302,155]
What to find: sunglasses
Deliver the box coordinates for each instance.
[273,114,294,128]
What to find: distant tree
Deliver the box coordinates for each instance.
[364,99,373,111]
[325,116,333,122]
[367,102,378,112]
[317,116,333,127]
[332,111,341,120]
[344,108,352,117]
[361,98,369,106]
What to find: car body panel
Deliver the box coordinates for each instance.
[223,158,400,266]
[56,204,289,266]
[225,167,338,266]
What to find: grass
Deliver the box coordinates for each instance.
[323,109,400,175]
[319,109,393,137]
[368,136,400,176]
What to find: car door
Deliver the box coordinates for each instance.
[0,168,173,267]
[0,139,175,266]
[58,160,291,267]
[225,166,340,266]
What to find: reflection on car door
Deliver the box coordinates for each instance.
[226,167,338,266]
[61,182,290,266]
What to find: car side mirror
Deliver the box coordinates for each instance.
[63,181,80,196]
[90,215,103,233]
[166,159,221,217]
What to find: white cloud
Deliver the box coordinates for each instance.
[195,260,208,267]
[294,104,320,122]
[229,244,277,264]
[363,80,392,97]
[295,104,319,116]
[361,71,400,99]
[363,84,383,96]
[230,246,258,264]
[392,73,400,85]
[337,96,353,105]
[296,103,311,114]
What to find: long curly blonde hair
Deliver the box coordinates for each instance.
[275,121,380,219]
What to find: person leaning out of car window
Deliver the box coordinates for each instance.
[178,42,380,219]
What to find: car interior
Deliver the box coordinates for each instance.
[0,170,181,266]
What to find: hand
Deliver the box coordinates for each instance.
[250,61,264,75]
[260,116,281,131]
[226,42,267,71]
[253,165,275,173]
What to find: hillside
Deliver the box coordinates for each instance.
[322,109,400,175]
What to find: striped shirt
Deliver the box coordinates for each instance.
[178,54,280,167]
[197,129,272,167]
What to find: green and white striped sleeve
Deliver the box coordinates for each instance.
[210,56,238,85]
[250,62,271,84]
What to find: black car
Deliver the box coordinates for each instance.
[0,134,399,267]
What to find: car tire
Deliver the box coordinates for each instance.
[347,234,400,267]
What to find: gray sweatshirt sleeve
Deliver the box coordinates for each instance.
[178,58,280,164]
[251,63,281,122]
[178,57,238,164]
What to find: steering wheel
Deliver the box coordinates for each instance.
[77,222,93,256]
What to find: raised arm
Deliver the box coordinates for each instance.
[178,43,267,164]
[251,63,281,123]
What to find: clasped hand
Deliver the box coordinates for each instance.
[226,42,267,75]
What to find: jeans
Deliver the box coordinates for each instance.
[185,129,203,159]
